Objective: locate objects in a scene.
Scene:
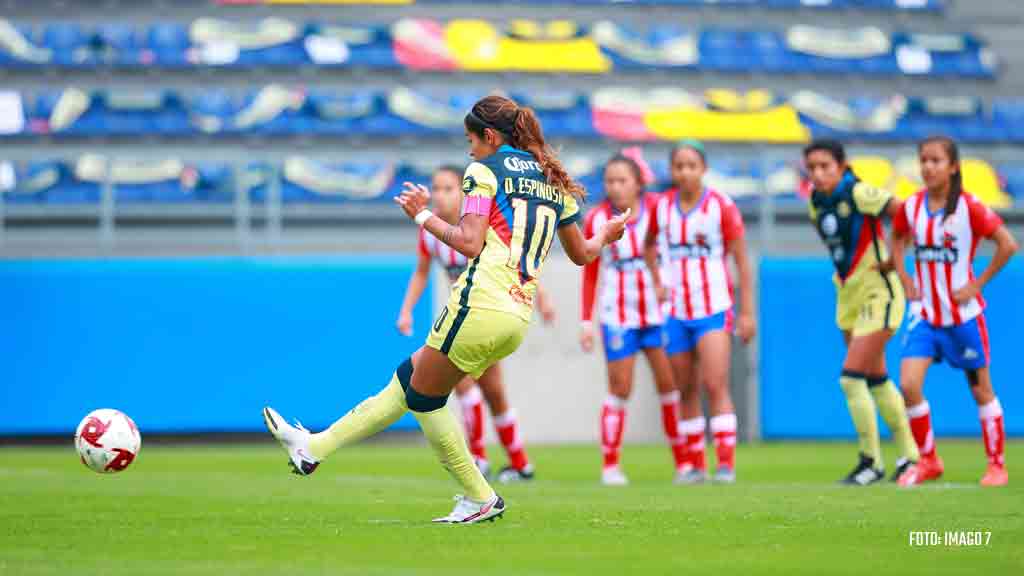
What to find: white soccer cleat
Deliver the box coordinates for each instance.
[262,406,319,476]
[432,494,506,524]
[601,466,629,486]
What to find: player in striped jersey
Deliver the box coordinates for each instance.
[263,95,630,523]
[397,165,552,483]
[644,140,756,484]
[890,136,1018,487]
[580,149,686,486]
[804,140,920,486]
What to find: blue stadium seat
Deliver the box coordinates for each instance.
[373,87,479,136]
[748,30,794,73]
[904,97,990,143]
[146,23,190,67]
[235,87,310,135]
[305,90,376,135]
[278,159,396,203]
[24,160,100,204]
[189,163,235,203]
[190,90,238,134]
[42,22,94,67]
[1000,165,1024,201]
[0,22,50,68]
[699,28,750,72]
[304,23,398,69]
[512,90,595,138]
[993,100,1024,144]
[96,23,151,67]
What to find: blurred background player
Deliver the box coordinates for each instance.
[397,164,554,483]
[580,149,686,486]
[644,140,756,484]
[891,136,1018,487]
[803,139,919,486]
[263,95,630,523]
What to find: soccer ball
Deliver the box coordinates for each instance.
[74,409,141,474]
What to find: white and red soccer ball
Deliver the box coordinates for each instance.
[74,409,141,474]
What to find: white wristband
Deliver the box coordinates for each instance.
[414,209,433,226]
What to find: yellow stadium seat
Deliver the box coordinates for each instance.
[444,19,610,73]
[645,103,809,143]
[961,158,1012,209]
[849,156,894,190]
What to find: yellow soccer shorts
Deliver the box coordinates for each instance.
[835,270,906,338]
[426,303,530,379]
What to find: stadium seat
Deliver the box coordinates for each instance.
[647,89,809,143]
[42,22,94,67]
[305,22,397,68]
[999,165,1024,201]
[512,90,596,138]
[378,87,480,135]
[391,18,458,71]
[23,159,101,204]
[590,87,678,142]
[305,90,377,135]
[592,21,698,70]
[279,157,396,203]
[0,20,51,67]
[187,18,306,67]
[190,89,237,134]
[146,22,190,67]
[993,100,1024,143]
[234,85,309,135]
[699,28,750,72]
[188,162,236,203]
[96,23,153,67]
[444,19,610,72]
[904,96,990,143]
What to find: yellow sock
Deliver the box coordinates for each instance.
[414,405,495,502]
[840,373,882,466]
[870,378,921,462]
[308,376,407,461]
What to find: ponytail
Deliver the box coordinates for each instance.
[465,95,586,202]
[944,170,963,222]
[512,106,585,201]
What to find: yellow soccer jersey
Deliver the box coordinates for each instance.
[809,173,892,283]
[447,145,581,322]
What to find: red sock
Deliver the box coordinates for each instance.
[710,413,737,470]
[979,398,1005,468]
[494,410,529,471]
[678,416,706,471]
[659,391,687,470]
[601,396,627,469]
[458,388,487,462]
[907,401,936,459]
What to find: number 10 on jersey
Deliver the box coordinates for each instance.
[505,197,557,279]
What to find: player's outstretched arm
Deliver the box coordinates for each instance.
[558,209,630,266]
[395,182,488,258]
[397,251,431,336]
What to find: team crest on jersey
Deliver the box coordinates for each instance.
[837,201,851,218]
[821,213,839,236]
[462,175,476,193]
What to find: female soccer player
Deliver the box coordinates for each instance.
[643,140,756,484]
[580,150,686,486]
[396,165,554,483]
[890,136,1018,487]
[802,139,919,485]
[263,95,630,523]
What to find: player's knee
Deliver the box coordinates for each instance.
[396,357,414,391]
[396,357,448,413]
[866,374,888,389]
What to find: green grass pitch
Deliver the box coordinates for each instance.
[1,440,1021,575]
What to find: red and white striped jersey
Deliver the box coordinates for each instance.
[581,195,663,328]
[419,227,468,283]
[651,187,744,321]
[893,190,1003,327]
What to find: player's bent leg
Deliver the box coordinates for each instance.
[643,346,688,475]
[969,368,1008,487]
[696,328,737,483]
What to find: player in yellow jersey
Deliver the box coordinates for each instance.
[804,140,919,486]
[263,95,630,523]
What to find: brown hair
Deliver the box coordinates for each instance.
[605,154,645,194]
[919,135,963,223]
[465,95,585,201]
